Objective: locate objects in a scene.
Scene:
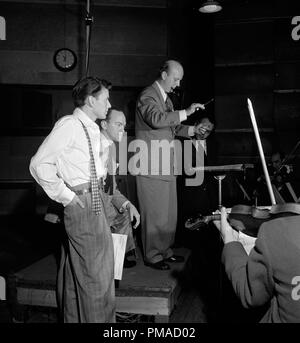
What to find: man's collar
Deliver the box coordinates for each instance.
[155,81,167,102]
[73,108,98,128]
[100,131,113,150]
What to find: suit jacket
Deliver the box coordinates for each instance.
[104,143,128,211]
[222,215,300,323]
[135,82,191,181]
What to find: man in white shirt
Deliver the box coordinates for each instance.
[135,60,205,270]
[29,77,115,323]
[99,108,140,268]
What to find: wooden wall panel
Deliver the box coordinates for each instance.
[215,132,274,159]
[217,0,300,23]
[0,136,44,179]
[274,18,300,61]
[0,2,167,85]
[91,7,167,55]
[1,3,75,51]
[215,64,274,94]
[215,93,274,130]
[216,1,272,22]
[0,188,35,215]
[275,62,300,90]
[274,93,300,130]
[0,51,165,86]
[215,22,273,65]
[4,0,168,7]
[0,0,213,189]
[275,132,300,157]
[88,54,165,87]
[214,0,300,170]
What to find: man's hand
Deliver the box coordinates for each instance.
[194,122,214,137]
[194,123,208,136]
[69,195,85,209]
[186,103,205,116]
[213,207,239,244]
[126,202,140,229]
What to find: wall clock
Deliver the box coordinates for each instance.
[53,48,77,72]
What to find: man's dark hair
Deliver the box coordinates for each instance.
[272,150,285,160]
[72,77,112,107]
[98,107,122,129]
[194,116,215,127]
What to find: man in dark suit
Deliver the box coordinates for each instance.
[214,206,300,322]
[135,59,205,270]
[178,116,216,224]
[99,108,140,268]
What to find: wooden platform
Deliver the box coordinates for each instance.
[8,248,191,322]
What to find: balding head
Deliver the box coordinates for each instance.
[100,108,126,142]
[158,60,184,93]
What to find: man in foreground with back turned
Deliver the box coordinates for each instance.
[135,59,206,270]
[214,207,300,322]
[30,77,115,323]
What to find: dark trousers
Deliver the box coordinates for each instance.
[106,198,135,254]
[57,183,115,323]
[136,176,177,264]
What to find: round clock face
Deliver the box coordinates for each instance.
[53,48,77,72]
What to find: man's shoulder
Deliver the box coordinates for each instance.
[139,83,157,97]
[51,114,78,133]
[259,215,300,241]
[55,114,77,126]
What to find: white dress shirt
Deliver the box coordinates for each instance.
[155,81,194,136]
[30,108,106,206]
[194,139,207,155]
[99,131,113,178]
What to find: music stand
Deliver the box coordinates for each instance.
[214,174,226,209]
[192,164,254,210]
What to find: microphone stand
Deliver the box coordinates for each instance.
[85,0,93,77]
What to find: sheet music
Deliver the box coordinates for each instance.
[112,233,127,280]
[238,231,256,255]
[213,208,257,255]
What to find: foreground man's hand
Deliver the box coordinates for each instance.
[213,207,239,244]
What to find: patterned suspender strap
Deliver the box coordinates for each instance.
[79,120,103,215]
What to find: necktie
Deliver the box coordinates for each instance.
[165,95,174,112]
[80,121,102,215]
[104,145,114,195]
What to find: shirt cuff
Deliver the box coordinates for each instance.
[120,200,130,212]
[59,187,76,207]
[188,126,195,136]
[179,110,187,122]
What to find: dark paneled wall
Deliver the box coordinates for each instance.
[0,0,167,215]
[0,1,168,85]
[0,0,213,214]
[214,0,300,164]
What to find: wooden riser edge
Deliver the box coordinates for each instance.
[16,287,172,316]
